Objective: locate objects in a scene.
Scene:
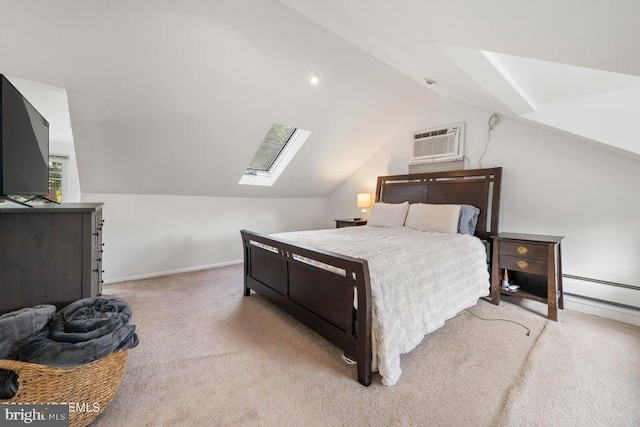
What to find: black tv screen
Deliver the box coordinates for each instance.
[0,74,50,196]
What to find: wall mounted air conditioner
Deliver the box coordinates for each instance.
[409,122,464,164]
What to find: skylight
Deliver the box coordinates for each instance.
[239,122,311,186]
[247,123,296,172]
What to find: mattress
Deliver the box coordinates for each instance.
[268,225,490,386]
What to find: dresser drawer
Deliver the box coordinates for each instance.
[499,241,547,260]
[500,255,547,275]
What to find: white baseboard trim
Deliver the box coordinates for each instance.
[103,260,243,284]
[564,295,640,327]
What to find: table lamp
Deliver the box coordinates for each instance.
[357,193,371,219]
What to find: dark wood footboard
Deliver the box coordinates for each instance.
[240,230,372,386]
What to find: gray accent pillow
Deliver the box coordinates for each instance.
[458,204,480,235]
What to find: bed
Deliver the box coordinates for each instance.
[240,167,502,386]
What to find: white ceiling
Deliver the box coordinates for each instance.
[279,0,640,157]
[2,0,639,199]
[0,0,432,197]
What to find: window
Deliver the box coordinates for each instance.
[48,156,66,203]
[239,123,311,186]
[0,155,67,204]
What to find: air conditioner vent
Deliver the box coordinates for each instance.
[410,123,464,164]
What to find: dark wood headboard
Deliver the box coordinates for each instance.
[375,167,502,241]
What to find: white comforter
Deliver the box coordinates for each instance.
[271,226,489,386]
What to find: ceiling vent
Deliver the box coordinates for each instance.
[410,122,464,164]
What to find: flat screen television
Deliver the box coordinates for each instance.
[0,74,50,201]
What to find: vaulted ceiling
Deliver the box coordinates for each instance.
[1,0,638,199]
[279,0,640,158]
[0,0,432,197]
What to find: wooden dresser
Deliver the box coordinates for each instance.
[490,232,564,321]
[0,203,104,314]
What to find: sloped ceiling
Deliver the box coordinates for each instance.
[279,0,640,158]
[3,1,639,200]
[0,0,432,197]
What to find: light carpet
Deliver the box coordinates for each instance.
[92,265,640,426]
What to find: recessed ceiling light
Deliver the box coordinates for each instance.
[309,74,320,85]
[424,78,437,85]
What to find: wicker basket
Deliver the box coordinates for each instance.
[0,350,127,427]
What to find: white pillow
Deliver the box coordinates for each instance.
[366,202,409,227]
[405,204,461,234]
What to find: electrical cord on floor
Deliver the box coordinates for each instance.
[341,352,357,365]
[463,309,531,336]
[341,308,531,365]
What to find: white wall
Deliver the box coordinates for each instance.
[82,193,328,282]
[328,94,640,305]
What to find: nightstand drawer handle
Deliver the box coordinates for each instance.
[517,246,528,255]
[517,260,528,269]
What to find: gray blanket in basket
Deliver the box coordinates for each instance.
[19,297,139,368]
[0,305,56,399]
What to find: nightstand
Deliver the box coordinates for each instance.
[335,218,367,228]
[491,232,564,321]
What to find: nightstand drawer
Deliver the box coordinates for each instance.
[500,255,547,275]
[499,241,547,260]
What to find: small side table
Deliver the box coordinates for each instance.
[491,232,564,321]
[335,218,367,228]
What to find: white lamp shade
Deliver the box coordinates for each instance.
[357,193,371,208]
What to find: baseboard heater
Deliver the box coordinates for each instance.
[563,274,640,312]
[564,292,640,312]
[564,274,640,291]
